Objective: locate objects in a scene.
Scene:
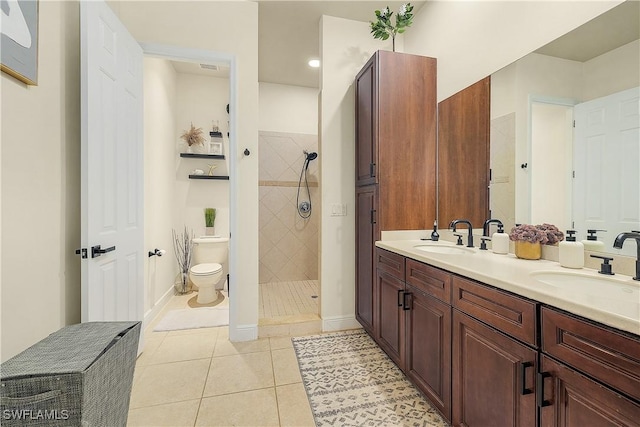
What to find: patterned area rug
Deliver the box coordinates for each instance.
[292,330,448,426]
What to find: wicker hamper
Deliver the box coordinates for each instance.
[1,321,141,427]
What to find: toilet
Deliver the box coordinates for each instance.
[189,236,229,304]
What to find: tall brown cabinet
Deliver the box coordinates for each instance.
[354,50,437,335]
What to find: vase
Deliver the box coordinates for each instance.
[205,226,215,236]
[514,241,541,260]
[174,272,193,294]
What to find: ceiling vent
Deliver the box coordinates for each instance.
[200,64,219,71]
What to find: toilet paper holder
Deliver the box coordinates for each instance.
[148,248,166,257]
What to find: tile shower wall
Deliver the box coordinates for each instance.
[490,113,516,232]
[259,131,319,283]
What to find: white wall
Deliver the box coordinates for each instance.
[174,73,230,237]
[405,1,623,101]
[583,39,640,101]
[143,57,178,316]
[116,1,259,341]
[259,83,318,134]
[492,41,639,224]
[318,16,393,331]
[1,1,81,361]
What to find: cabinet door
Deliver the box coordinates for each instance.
[405,285,452,421]
[355,185,377,333]
[355,55,377,186]
[376,270,405,368]
[539,355,640,427]
[453,311,537,427]
[437,77,490,227]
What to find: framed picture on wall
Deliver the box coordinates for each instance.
[1,0,39,85]
[210,142,223,156]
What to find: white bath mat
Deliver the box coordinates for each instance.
[153,306,229,332]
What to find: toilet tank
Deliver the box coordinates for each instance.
[192,236,229,266]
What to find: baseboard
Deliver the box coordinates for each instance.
[229,324,258,342]
[322,315,361,332]
[143,286,174,328]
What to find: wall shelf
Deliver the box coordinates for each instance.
[180,153,225,160]
[188,175,230,180]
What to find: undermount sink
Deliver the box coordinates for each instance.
[530,270,640,320]
[413,244,474,255]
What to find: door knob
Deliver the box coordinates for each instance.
[91,245,116,258]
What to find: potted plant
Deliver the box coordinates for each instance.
[180,123,205,152]
[204,208,216,236]
[172,227,194,294]
[509,223,564,260]
[370,3,414,52]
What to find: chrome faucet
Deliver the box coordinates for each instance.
[483,219,504,237]
[450,219,474,247]
[612,231,640,281]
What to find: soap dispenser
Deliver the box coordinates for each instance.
[582,229,606,252]
[559,230,584,268]
[492,224,510,255]
[430,221,439,241]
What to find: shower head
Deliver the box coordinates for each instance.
[306,151,318,161]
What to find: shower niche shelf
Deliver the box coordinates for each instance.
[180,153,225,160]
[188,175,229,180]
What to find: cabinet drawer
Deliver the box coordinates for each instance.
[541,307,640,402]
[452,276,537,346]
[406,259,451,303]
[375,248,405,280]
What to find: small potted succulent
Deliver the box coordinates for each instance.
[204,208,216,236]
[509,223,564,260]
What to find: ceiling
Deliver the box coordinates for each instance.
[258,1,424,88]
[534,0,639,62]
[170,1,639,87]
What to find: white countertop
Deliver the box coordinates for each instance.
[376,239,640,336]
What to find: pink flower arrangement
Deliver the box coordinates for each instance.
[509,223,564,245]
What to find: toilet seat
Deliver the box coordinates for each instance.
[190,263,222,276]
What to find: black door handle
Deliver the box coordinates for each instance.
[398,289,404,307]
[520,361,533,395]
[402,292,412,311]
[536,372,552,407]
[91,245,116,258]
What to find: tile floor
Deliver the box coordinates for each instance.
[258,280,319,319]
[128,292,316,426]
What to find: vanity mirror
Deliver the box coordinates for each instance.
[488,0,639,256]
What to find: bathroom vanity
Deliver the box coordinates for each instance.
[369,239,640,426]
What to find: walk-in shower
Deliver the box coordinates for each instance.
[297,150,318,218]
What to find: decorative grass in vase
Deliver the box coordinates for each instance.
[204,208,216,236]
[180,123,205,151]
[172,227,194,294]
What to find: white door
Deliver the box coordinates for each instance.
[80,1,144,323]
[573,87,640,256]
[530,102,574,230]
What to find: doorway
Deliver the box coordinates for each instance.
[529,100,574,229]
[140,43,237,333]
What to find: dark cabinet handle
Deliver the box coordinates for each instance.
[536,372,553,407]
[402,292,412,311]
[91,245,115,258]
[371,209,376,224]
[370,163,376,177]
[398,289,404,307]
[520,361,533,395]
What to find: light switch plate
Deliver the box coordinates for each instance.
[331,204,347,216]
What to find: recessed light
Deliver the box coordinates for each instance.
[308,59,320,68]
